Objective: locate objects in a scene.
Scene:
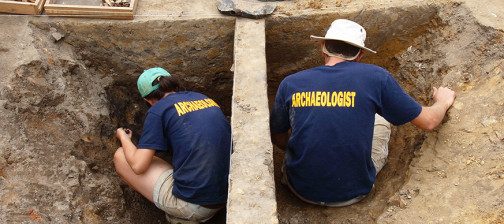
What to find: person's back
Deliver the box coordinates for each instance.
[270,19,455,207]
[114,68,231,223]
[143,90,230,204]
[273,61,422,202]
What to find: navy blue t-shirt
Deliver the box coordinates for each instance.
[270,62,422,202]
[138,91,231,205]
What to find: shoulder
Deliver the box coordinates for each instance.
[290,66,324,78]
[280,66,323,86]
[180,91,210,99]
[348,63,393,84]
[349,62,389,74]
[144,109,163,122]
[161,91,207,102]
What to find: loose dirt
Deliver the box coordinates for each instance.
[0,0,503,223]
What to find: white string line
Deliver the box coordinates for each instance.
[275,0,426,13]
[0,0,429,18]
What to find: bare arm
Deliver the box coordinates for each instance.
[116,128,156,174]
[411,87,456,130]
[272,132,289,151]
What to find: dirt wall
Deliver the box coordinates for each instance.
[0,17,234,223]
[266,2,504,223]
[0,0,503,223]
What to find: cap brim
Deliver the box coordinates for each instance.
[310,35,377,54]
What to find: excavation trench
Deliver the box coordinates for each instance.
[7,18,236,223]
[265,4,442,223]
[3,1,498,223]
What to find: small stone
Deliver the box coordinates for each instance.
[388,199,401,207]
[495,131,504,141]
[462,73,473,83]
[409,189,419,195]
[466,160,472,165]
[452,101,464,110]
[399,199,407,208]
[51,32,65,42]
[481,117,497,127]
[437,170,447,178]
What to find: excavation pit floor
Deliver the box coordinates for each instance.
[0,0,503,223]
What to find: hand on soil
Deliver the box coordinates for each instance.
[432,86,456,110]
[116,128,132,140]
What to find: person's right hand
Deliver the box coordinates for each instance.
[432,87,456,110]
[116,128,132,141]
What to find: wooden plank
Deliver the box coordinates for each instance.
[44,0,136,19]
[44,8,132,19]
[0,0,46,15]
[45,0,134,12]
[45,4,132,12]
[227,18,279,224]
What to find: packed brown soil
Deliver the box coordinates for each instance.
[0,0,503,223]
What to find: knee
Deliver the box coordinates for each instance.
[113,147,126,169]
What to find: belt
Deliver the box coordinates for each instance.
[201,202,226,209]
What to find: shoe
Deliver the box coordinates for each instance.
[165,213,199,224]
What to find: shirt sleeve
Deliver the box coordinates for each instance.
[138,112,168,151]
[379,74,422,126]
[270,82,291,134]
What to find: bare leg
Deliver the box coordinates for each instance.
[113,147,173,202]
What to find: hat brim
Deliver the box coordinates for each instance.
[310,35,377,54]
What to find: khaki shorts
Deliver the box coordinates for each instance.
[153,169,222,222]
[372,114,391,174]
[282,114,391,207]
[281,164,367,207]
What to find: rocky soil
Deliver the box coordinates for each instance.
[0,0,503,223]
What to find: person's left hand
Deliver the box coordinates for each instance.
[116,128,132,141]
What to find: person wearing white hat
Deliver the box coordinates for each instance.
[270,19,455,207]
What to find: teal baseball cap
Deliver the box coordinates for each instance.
[137,67,171,97]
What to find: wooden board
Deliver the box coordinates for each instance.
[0,0,46,15]
[44,0,137,19]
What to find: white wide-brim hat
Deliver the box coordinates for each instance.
[310,19,376,54]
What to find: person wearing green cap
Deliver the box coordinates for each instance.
[113,67,231,223]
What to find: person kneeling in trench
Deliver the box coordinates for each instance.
[270,19,456,207]
[114,68,231,223]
